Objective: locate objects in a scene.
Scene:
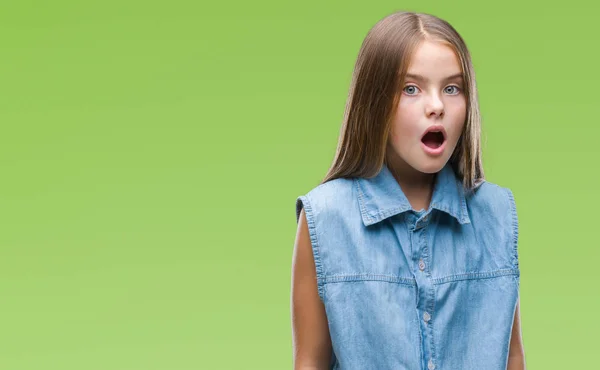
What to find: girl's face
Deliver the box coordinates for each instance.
[387,40,467,175]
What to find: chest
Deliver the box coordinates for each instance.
[317,210,520,369]
[320,210,515,282]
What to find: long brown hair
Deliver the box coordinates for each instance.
[320,11,484,192]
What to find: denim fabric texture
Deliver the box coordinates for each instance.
[295,162,520,370]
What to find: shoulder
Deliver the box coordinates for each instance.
[468,180,517,217]
[468,180,519,258]
[296,177,356,224]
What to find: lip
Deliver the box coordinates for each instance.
[421,124,447,156]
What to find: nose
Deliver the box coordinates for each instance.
[426,93,444,118]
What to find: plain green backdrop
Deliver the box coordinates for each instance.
[0,1,598,369]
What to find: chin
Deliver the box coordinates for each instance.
[412,158,448,174]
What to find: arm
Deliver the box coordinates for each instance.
[291,209,333,369]
[507,298,526,370]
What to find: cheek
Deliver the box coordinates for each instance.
[454,99,467,118]
[391,103,421,140]
[397,100,420,122]
[447,102,467,136]
[389,121,403,144]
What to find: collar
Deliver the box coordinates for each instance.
[355,162,471,226]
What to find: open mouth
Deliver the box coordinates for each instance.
[421,131,445,149]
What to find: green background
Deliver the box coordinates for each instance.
[0,1,596,369]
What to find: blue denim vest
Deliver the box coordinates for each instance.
[295,162,520,370]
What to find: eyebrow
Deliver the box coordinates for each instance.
[404,72,464,82]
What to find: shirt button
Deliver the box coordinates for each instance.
[418,259,425,271]
[428,359,435,370]
[423,311,431,322]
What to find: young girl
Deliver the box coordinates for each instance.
[291,11,526,370]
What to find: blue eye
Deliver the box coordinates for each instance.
[403,85,462,96]
[403,85,419,95]
[445,86,461,94]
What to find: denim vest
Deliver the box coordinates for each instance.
[295,162,520,370]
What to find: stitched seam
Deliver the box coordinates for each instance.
[506,187,520,270]
[432,268,520,285]
[355,179,374,224]
[323,274,416,286]
[379,207,409,220]
[298,195,326,301]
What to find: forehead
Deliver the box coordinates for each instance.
[406,40,462,76]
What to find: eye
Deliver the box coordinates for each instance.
[403,85,420,95]
[445,85,461,95]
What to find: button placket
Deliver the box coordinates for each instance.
[408,211,436,370]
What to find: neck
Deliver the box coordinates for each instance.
[386,158,436,212]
